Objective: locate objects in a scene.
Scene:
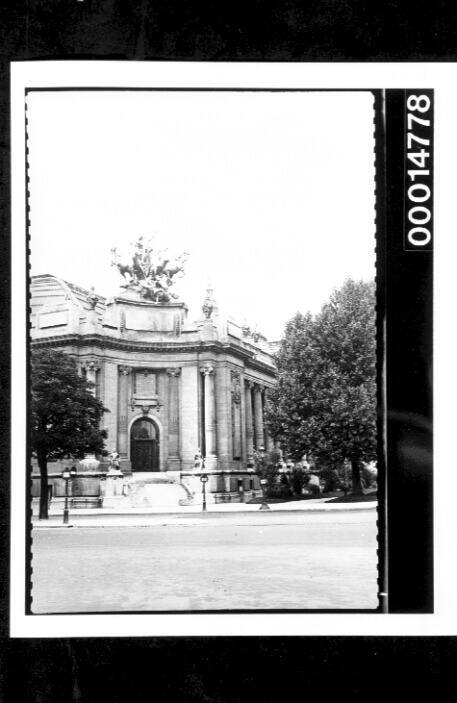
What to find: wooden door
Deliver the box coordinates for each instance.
[131,419,159,472]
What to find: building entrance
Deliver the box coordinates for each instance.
[130,418,160,472]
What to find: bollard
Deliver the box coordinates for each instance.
[238,477,244,503]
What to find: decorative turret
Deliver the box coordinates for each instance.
[201,284,218,320]
[87,286,99,310]
[197,284,221,341]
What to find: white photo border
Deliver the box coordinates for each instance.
[11,61,452,637]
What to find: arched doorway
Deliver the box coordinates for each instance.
[130,417,160,472]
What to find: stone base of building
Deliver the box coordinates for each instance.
[212,490,262,504]
[32,469,262,510]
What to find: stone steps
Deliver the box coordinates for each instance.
[126,481,192,508]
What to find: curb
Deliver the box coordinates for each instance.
[33,501,377,518]
[32,503,377,529]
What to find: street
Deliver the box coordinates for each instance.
[32,509,378,612]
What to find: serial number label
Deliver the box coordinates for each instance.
[404,90,433,251]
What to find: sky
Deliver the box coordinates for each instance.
[27,89,375,340]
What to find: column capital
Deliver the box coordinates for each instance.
[245,379,255,389]
[200,363,215,376]
[81,359,100,372]
[166,367,182,377]
[118,365,131,376]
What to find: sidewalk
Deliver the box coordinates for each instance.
[32,496,377,528]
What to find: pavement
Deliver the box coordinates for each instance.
[32,496,377,529]
[32,509,378,611]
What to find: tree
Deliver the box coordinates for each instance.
[266,279,376,495]
[252,447,281,496]
[266,310,319,462]
[31,349,108,519]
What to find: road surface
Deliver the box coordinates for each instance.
[32,510,378,612]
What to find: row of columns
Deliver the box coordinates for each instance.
[79,359,272,471]
[245,380,273,460]
[200,363,272,468]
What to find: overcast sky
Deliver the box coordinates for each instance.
[28,90,375,340]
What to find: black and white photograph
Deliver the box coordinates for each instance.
[25,86,378,613]
[8,61,447,639]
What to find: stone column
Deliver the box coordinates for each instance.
[103,362,118,450]
[180,366,199,470]
[240,372,247,464]
[83,360,100,397]
[245,381,254,463]
[166,368,181,470]
[254,384,265,450]
[200,363,217,468]
[231,371,242,460]
[264,388,274,452]
[215,365,231,471]
[117,365,131,458]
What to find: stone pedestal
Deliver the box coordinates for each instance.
[100,469,125,508]
[125,473,191,509]
[197,319,218,341]
[78,454,101,473]
[224,473,231,493]
[76,454,101,495]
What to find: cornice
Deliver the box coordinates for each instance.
[112,296,188,311]
[31,333,277,376]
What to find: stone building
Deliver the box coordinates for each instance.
[30,274,277,504]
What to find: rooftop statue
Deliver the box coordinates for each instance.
[111,236,188,303]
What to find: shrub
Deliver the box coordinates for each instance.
[253,448,281,491]
[320,467,341,493]
[290,466,309,496]
[305,482,322,497]
[267,482,292,499]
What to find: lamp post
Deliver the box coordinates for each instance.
[199,456,208,512]
[61,465,77,524]
[258,445,270,511]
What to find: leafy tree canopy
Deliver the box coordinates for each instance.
[266,279,376,492]
[31,349,109,518]
[31,349,108,461]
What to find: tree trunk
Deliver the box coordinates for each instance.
[351,458,364,496]
[38,451,49,520]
